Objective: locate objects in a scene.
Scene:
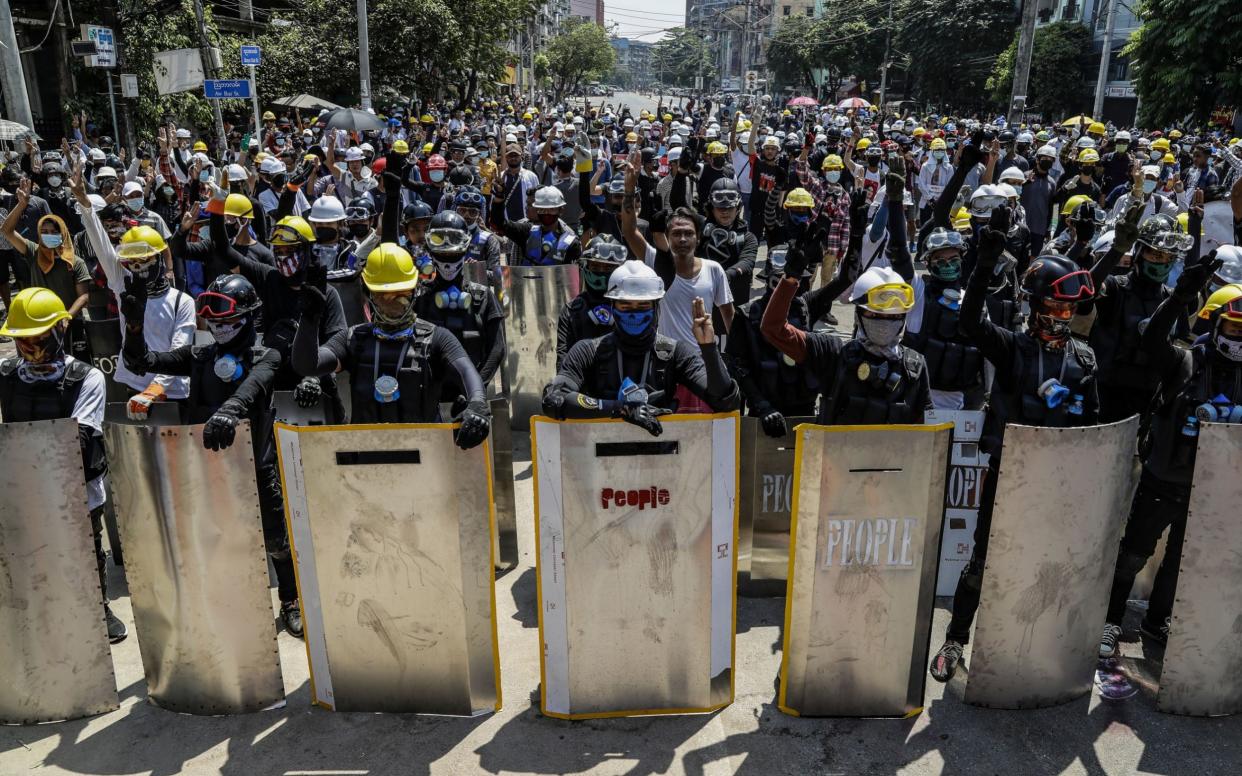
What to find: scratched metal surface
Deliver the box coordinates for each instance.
[556,420,717,714]
[0,419,119,724]
[293,425,498,714]
[737,416,813,583]
[497,264,579,430]
[1158,423,1242,716]
[965,417,1138,709]
[489,397,519,570]
[105,422,284,715]
[781,425,950,716]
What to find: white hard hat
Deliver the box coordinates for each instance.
[1016,131,1034,144]
[226,163,248,182]
[999,166,1025,183]
[359,142,374,153]
[738,132,751,145]
[175,128,191,139]
[1114,130,1132,142]
[667,147,682,162]
[1140,164,1160,177]
[88,148,106,162]
[532,186,565,209]
[1075,135,1096,149]
[86,194,107,211]
[705,127,719,138]
[1091,229,1116,255]
[605,260,665,302]
[95,166,117,179]
[761,135,780,149]
[505,133,518,143]
[996,182,1019,200]
[1036,144,1058,158]
[969,184,1006,216]
[623,118,634,128]
[307,195,346,223]
[668,135,684,147]
[344,147,365,162]
[260,157,285,175]
[849,266,913,313]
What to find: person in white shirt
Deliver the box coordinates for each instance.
[917,137,954,223]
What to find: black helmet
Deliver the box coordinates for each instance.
[448,166,473,186]
[825,127,842,140]
[782,137,802,155]
[402,199,434,224]
[1136,213,1190,253]
[425,210,470,257]
[640,147,657,163]
[1069,200,1105,226]
[199,273,261,318]
[346,195,376,221]
[999,130,1016,143]
[606,176,626,195]
[1020,254,1095,304]
[709,177,742,209]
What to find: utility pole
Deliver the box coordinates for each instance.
[877,0,893,110]
[1008,0,1038,124]
[191,0,229,157]
[241,0,263,148]
[357,0,372,111]
[1092,0,1118,120]
[0,0,34,130]
[741,1,751,93]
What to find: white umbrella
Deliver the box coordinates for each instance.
[0,119,39,145]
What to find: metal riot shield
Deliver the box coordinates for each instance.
[489,397,518,570]
[271,390,330,427]
[778,422,952,717]
[84,317,130,403]
[0,420,119,723]
[1158,423,1242,716]
[275,422,501,715]
[926,410,990,596]
[104,421,285,715]
[532,413,739,719]
[501,264,579,429]
[737,415,813,592]
[965,417,1138,709]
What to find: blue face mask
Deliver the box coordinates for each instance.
[614,308,654,336]
[40,233,63,249]
[789,212,811,225]
[429,170,445,183]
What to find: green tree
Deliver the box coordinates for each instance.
[895,0,1016,110]
[650,27,714,89]
[987,21,1093,119]
[767,16,820,92]
[768,6,885,99]
[1127,0,1242,126]
[545,19,616,100]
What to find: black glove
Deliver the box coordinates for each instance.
[958,129,986,169]
[650,208,669,234]
[202,411,238,451]
[289,160,313,187]
[1112,199,1144,254]
[619,400,665,437]
[782,241,811,280]
[299,264,328,318]
[1173,253,1223,303]
[454,399,491,450]
[885,155,906,201]
[385,151,406,176]
[294,376,322,408]
[120,275,148,328]
[272,171,288,191]
[759,408,787,438]
[976,205,1011,272]
[383,170,403,193]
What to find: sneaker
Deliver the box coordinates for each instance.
[281,600,304,638]
[1140,616,1170,646]
[1099,623,1123,659]
[104,605,127,644]
[929,640,964,683]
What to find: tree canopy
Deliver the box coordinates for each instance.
[895,0,1016,110]
[650,27,715,89]
[544,19,616,101]
[987,21,1093,120]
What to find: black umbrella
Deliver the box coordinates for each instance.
[320,108,386,133]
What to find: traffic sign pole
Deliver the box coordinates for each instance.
[249,64,262,150]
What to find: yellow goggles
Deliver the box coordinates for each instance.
[863,283,915,313]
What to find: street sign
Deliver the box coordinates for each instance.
[120,74,138,98]
[240,45,261,67]
[204,79,251,99]
[81,25,115,68]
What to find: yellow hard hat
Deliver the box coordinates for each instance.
[224,193,254,219]
[1168,129,1183,140]
[420,114,434,124]
[362,243,419,292]
[522,111,533,120]
[393,139,410,154]
[626,132,639,143]
[254,152,270,163]
[912,127,927,137]
[530,107,539,115]
[564,112,574,120]
[0,287,71,338]
[856,138,871,150]
[662,113,673,122]
[706,141,728,155]
[1198,283,1242,320]
[1152,138,1171,152]
[821,154,844,171]
[1230,138,1240,147]
[119,225,168,257]
[951,206,972,232]
[1088,122,1106,135]
[741,120,752,130]
[422,143,434,154]
[271,216,315,245]
[192,140,208,152]
[262,110,276,121]
[930,138,946,151]
[1077,148,1100,164]
[1061,193,1093,216]
[782,109,792,116]
[784,188,815,209]
[1163,152,1175,164]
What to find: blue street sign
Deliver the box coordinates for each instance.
[240,45,261,67]
[204,79,251,99]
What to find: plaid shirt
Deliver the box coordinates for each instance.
[795,160,851,257]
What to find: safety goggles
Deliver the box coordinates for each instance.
[969,195,1007,215]
[271,223,307,245]
[116,241,160,269]
[1143,231,1194,253]
[710,191,741,209]
[344,206,373,221]
[426,227,469,252]
[1049,269,1096,301]
[197,291,244,319]
[588,242,627,263]
[456,191,486,209]
[924,230,964,251]
[861,283,915,313]
[1219,297,1242,323]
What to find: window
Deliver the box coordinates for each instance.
[804,7,813,15]
[783,5,791,14]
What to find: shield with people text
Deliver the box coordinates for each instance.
[275,422,501,715]
[532,413,738,718]
[778,422,952,717]
[965,417,1138,709]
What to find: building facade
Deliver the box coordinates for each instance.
[610,37,653,89]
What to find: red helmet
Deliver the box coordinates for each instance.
[427,154,448,170]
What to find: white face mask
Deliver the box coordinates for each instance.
[207,317,246,344]
[1142,179,1158,194]
[47,175,62,188]
[1217,332,1242,362]
[1149,150,1163,161]
[933,150,946,161]
[825,170,841,183]
[126,197,144,212]
[433,257,465,281]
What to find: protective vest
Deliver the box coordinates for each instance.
[525,223,576,265]
[185,344,271,424]
[1089,274,1166,391]
[0,358,106,481]
[464,228,493,264]
[983,335,1096,456]
[1143,345,1242,485]
[985,290,1021,332]
[586,333,680,409]
[702,222,745,266]
[741,295,819,414]
[563,294,613,355]
[818,341,926,425]
[417,282,490,368]
[906,283,984,392]
[347,320,440,424]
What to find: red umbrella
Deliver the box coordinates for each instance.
[837,97,874,110]
[787,96,818,107]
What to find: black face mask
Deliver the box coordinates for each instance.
[711,157,725,170]
[1038,159,1053,171]
[507,158,521,169]
[224,221,242,243]
[315,226,339,244]
[348,223,370,239]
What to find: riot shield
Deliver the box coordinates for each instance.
[84,317,130,403]
[737,415,813,592]
[104,421,285,715]
[489,397,518,570]
[271,390,330,427]
[925,410,990,596]
[965,417,1138,709]
[1158,423,1242,716]
[275,422,501,715]
[532,413,739,719]
[778,422,952,717]
[0,420,119,724]
[330,274,368,328]
[501,264,579,429]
